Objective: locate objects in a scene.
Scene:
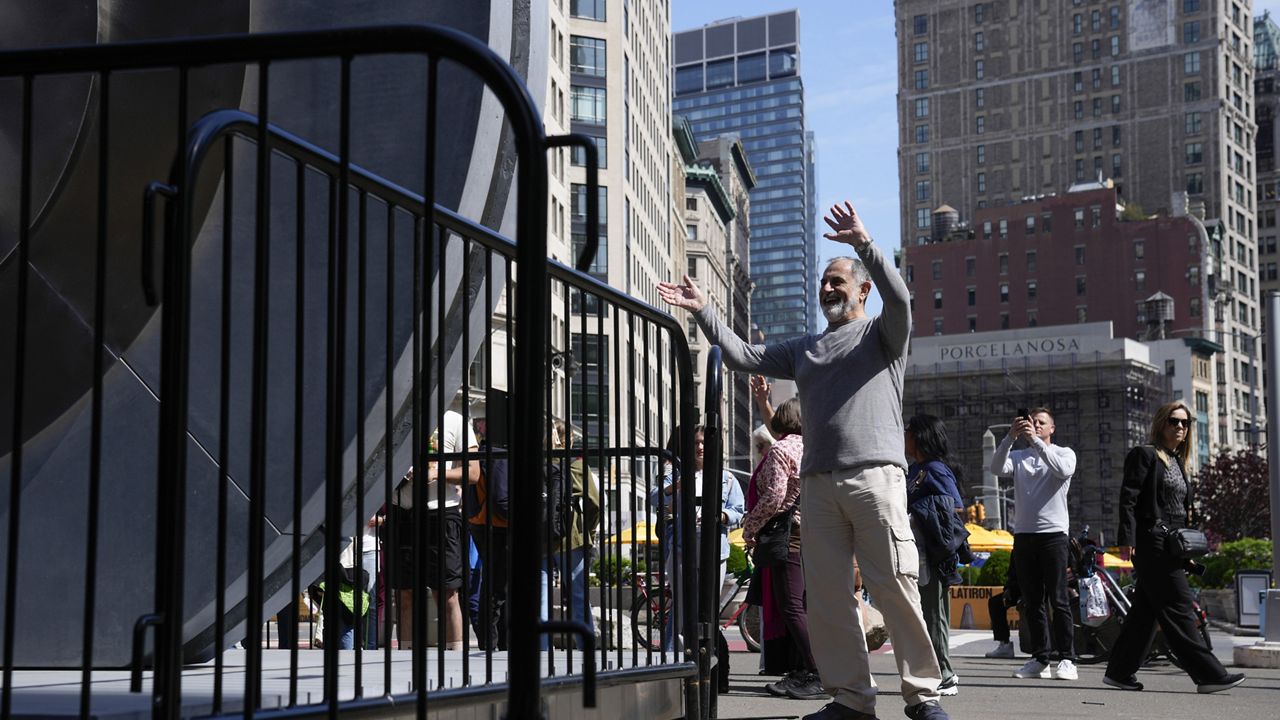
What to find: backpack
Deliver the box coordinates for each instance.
[544,461,569,544]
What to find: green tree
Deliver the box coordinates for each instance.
[1195,448,1271,542]
[976,549,1012,587]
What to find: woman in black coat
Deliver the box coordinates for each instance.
[1103,400,1245,694]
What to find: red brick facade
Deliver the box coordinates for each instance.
[903,187,1205,340]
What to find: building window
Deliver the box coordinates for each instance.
[916,152,930,173]
[1184,82,1201,101]
[1092,9,1102,31]
[1075,130,1084,153]
[570,0,605,21]
[914,42,929,63]
[1027,281,1038,300]
[975,60,985,79]
[1185,142,1203,164]
[1113,126,1122,146]
[570,136,607,168]
[967,288,976,306]
[1185,111,1201,134]
[933,289,943,309]
[933,319,943,335]
[975,32,985,52]
[570,85,606,123]
[1134,239,1145,259]
[915,125,930,143]
[1074,101,1083,120]
[1110,6,1121,29]
[1073,42,1084,63]
[770,47,798,77]
[570,36,606,76]
[999,253,1009,274]
[916,207,931,229]
[1074,14,1084,34]
[737,52,767,83]
[1026,216,1036,235]
[916,180,931,201]
[686,224,697,242]
[1184,0,1200,13]
[931,260,943,280]
[705,58,735,89]
[675,65,703,94]
[983,220,992,239]
[976,116,985,134]
[1111,95,1121,113]
[1076,276,1087,295]
[571,183,607,223]
[1042,212,1053,233]
[915,69,929,89]
[1001,312,1010,329]
[1135,270,1146,290]
[914,14,928,35]
[1112,153,1122,177]
[975,88,985,108]
[975,4,986,23]
[1111,65,1121,86]
[1092,39,1101,58]
[1027,249,1037,269]
[1074,208,1085,228]
[977,172,987,193]
[1077,306,1088,323]
[1184,51,1201,74]
[999,219,1008,238]
[1093,68,1103,88]
[1028,309,1039,327]
[966,257,976,276]
[915,97,930,117]
[1000,283,1009,302]
[1187,172,1203,193]
[968,317,978,332]
[1093,97,1103,117]
[1183,21,1200,43]
[1111,36,1121,56]
[1091,205,1102,227]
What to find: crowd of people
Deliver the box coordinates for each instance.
[657,200,1248,719]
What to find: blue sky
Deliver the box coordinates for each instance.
[674,0,1280,318]
[672,0,899,316]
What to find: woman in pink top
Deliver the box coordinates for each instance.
[743,398,823,701]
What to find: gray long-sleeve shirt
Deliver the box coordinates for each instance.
[692,241,911,475]
[990,435,1077,533]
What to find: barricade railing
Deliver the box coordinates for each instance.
[0,24,709,720]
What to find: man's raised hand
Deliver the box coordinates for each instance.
[823,201,871,249]
[656,274,707,312]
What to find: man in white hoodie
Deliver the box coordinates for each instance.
[990,407,1077,682]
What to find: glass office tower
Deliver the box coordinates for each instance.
[674,10,816,341]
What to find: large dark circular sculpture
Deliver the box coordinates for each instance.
[0,0,539,667]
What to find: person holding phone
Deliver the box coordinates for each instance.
[990,407,1077,682]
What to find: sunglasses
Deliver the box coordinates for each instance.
[1167,418,1191,428]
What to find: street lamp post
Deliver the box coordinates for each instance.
[1264,292,1280,642]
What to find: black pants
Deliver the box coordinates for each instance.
[1106,549,1226,684]
[770,551,818,672]
[989,592,1010,643]
[473,526,510,651]
[1013,532,1074,662]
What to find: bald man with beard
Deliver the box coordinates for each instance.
[657,203,948,720]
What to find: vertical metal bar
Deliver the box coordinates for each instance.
[544,279,554,676]
[213,123,235,717]
[434,223,447,689]
[383,204,396,694]
[79,69,111,719]
[1266,291,1280,589]
[611,308,623,671]
[0,73,32,720]
[154,64,192,720]
[323,55,353,718]
[594,296,607,674]
[560,276,573,674]
[353,189,368,695]
[290,159,306,706]
[627,313,637,671]
[639,320,652,669]
[409,212,423,692]
[244,61,273,718]
[460,235,473,685]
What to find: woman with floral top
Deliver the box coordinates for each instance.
[742,398,824,701]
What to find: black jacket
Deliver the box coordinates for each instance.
[1116,445,1193,548]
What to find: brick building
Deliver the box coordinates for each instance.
[904,185,1206,340]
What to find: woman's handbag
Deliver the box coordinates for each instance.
[1157,522,1210,559]
[753,503,797,569]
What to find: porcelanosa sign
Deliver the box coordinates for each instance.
[937,337,1083,361]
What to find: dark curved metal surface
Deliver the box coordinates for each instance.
[0,2,531,668]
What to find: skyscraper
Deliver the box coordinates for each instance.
[673,10,817,342]
[897,0,1261,451]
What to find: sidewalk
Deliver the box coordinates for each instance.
[716,628,1280,719]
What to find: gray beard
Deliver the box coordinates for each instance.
[822,297,857,323]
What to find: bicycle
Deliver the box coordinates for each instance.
[629,565,760,652]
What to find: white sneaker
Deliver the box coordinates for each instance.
[984,641,1014,659]
[1013,659,1050,679]
[938,674,959,696]
[1054,659,1078,681]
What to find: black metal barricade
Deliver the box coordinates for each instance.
[0,24,709,720]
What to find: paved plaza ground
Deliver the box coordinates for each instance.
[716,629,1280,720]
